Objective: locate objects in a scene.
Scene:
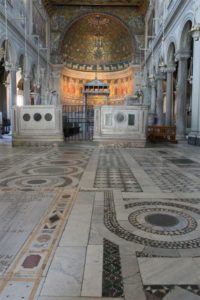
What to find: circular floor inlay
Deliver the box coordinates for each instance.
[27,180,47,185]
[145,213,179,227]
[128,207,197,236]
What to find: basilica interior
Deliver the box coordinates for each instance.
[0,0,200,300]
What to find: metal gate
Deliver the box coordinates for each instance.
[63,105,94,140]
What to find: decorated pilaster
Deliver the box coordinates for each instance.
[175,51,190,140]
[188,26,200,145]
[166,65,176,126]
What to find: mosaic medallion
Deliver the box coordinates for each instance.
[33,113,42,122]
[128,208,197,235]
[44,113,53,121]
[0,175,73,188]
[23,113,31,122]
[104,191,200,249]
[145,213,179,227]
[115,112,125,123]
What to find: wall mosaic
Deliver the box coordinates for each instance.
[48,4,145,65]
[61,14,133,66]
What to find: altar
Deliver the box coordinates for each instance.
[93,104,148,147]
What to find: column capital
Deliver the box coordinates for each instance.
[5,62,18,73]
[166,64,176,73]
[23,73,31,80]
[148,74,155,86]
[175,50,191,62]
[52,71,61,79]
[191,24,200,41]
[155,72,166,81]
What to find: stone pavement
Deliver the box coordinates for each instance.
[0,142,200,300]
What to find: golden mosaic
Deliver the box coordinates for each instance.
[61,14,133,66]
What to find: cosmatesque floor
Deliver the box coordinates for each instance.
[0,140,200,300]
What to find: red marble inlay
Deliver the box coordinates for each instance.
[22,255,41,269]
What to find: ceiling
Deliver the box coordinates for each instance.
[61,14,134,67]
[43,0,148,14]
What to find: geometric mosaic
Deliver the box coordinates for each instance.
[104,191,200,249]
[102,239,124,298]
[94,149,142,192]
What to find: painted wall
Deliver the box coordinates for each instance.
[61,66,134,106]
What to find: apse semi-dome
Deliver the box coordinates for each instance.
[61,14,134,71]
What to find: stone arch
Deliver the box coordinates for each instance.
[0,36,17,66]
[180,21,192,51]
[167,42,176,64]
[178,17,193,51]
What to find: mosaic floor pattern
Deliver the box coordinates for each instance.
[94,149,142,192]
[0,143,200,300]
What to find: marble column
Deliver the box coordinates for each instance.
[40,68,46,105]
[10,66,17,107]
[189,30,200,145]
[166,65,176,126]
[9,65,17,132]
[23,74,31,105]
[175,51,190,140]
[150,78,156,113]
[156,72,165,125]
[148,77,156,125]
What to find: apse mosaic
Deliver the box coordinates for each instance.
[61,14,133,66]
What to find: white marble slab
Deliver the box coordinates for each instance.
[138,258,200,285]
[40,247,86,297]
[0,231,30,275]
[0,281,34,300]
[124,282,146,300]
[59,197,93,246]
[59,218,91,246]
[81,245,103,297]
[164,286,200,300]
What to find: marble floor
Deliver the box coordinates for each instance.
[0,141,200,300]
